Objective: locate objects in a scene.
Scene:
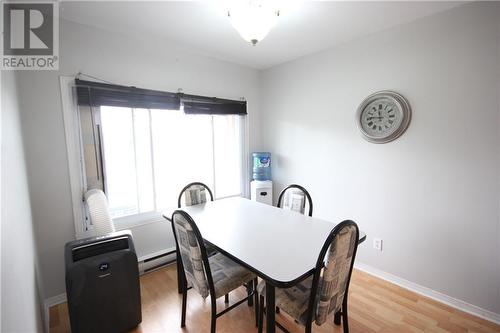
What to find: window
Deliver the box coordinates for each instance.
[99,106,244,219]
[72,79,247,231]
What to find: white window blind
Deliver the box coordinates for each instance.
[99,106,244,219]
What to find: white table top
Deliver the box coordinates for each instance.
[163,197,366,287]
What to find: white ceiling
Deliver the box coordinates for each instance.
[60,1,464,69]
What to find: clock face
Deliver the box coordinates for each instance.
[360,98,402,138]
[356,91,411,143]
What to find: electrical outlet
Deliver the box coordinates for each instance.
[373,238,383,251]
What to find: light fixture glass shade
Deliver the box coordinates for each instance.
[228,1,280,45]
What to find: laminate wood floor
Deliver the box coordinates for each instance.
[49,264,500,333]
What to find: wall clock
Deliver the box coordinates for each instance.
[356,91,411,143]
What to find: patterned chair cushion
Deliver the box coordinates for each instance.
[184,185,208,206]
[258,276,313,325]
[173,213,256,299]
[173,213,209,297]
[316,225,357,324]
[210,253,256,298]
[282,189,306,214]
[257,225,357,326]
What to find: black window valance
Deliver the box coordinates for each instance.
[75,79,247,115]
[181,94,247,115]
[75,79,181,110]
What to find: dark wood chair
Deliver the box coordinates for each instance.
[177,182,214,208]
[277,184,313,217]
[171,210,259,333]
[176,182,215,293]
[257,220,359,333]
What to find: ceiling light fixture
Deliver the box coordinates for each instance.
[227,1,280,46]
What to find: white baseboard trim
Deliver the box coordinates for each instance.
[44,293,67,333]
[354,262,500,325]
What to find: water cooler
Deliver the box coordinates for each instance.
[250,152,273,205]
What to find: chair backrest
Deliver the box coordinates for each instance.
[308,220,359,326]
[177,182,214,208]
[84,189,116,236]
[277,184,313,216]
[170,210,214,299]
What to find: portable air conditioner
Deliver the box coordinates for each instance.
[65,231,142,333]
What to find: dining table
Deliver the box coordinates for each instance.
[162,197,366,333]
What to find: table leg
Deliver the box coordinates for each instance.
[265,282,276,333]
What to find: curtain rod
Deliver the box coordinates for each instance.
[76,72,116,85]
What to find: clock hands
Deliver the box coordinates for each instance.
[367,105,393,129]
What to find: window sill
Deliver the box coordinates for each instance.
[112,194,245,231]
[113,211,167,230]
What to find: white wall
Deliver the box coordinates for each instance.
[260,2,500,314]
[1,72,44,332]
[15,18,261,300]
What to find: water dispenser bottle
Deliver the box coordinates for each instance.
[252,152,271,181]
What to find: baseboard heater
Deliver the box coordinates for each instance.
[138,249,177,274]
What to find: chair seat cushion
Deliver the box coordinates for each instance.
[257,276,313,325]
[210,253,256,298]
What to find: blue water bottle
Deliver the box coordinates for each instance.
[252,152,271,181]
